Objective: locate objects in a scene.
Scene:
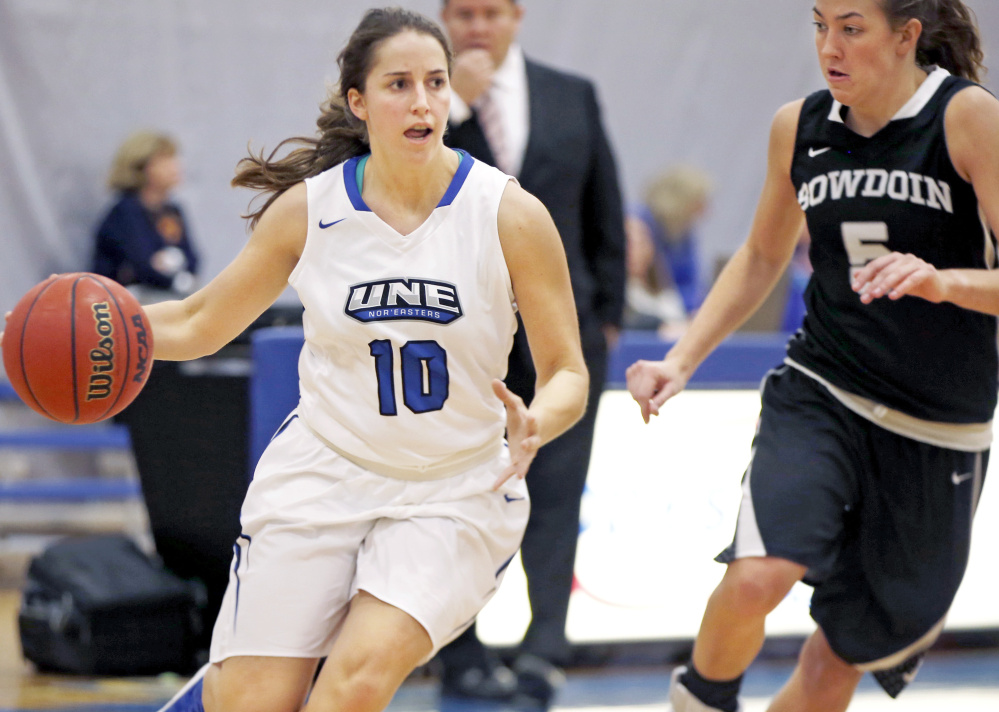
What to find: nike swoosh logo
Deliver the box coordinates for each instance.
[318,218,346,229]
[503,494,526,502]
[808,147,832,157]
[952,471,974,485]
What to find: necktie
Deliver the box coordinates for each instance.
[477,88,511,174]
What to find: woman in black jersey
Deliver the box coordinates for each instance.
[627,1,999,711]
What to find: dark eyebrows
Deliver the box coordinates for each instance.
[381,68,448,78]
[812,7,865,20]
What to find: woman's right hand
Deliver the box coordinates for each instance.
[626,357,690,424]
[491,379,540,490]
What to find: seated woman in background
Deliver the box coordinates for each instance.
[630,164,713,315]
[623,214,688,338]
[92,131,200,300]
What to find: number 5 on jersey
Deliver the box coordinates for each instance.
[369,339,449,416]
[842,221,891,280]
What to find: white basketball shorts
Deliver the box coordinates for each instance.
[209,414,529,663]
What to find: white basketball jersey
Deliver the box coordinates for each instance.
[290,150,517,476]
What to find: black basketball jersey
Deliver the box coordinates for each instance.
[786,68,998,424]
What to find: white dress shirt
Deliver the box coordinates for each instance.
[449,45,530,177]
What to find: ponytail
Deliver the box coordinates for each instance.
[231,91,368,228]
[882,0,986,82]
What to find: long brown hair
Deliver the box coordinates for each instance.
[232,7,453,227]
[880,0,985,82]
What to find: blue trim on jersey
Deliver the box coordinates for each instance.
[355,154,369,194]
[232,533,252,633]
[342,149,471,212]
[438,149,473,206]
[270,413,298,442]
[343,154,371,211]
[495,552,516,577]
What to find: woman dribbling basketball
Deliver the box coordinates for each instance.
[134,8,587,712]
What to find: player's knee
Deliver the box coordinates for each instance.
[726,576,784,616]
[797,631,863,692]
[318,652,406,712]
[328,673,385,712]
[721,558,803,615]
[203,668,305,712]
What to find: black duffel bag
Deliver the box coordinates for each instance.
[18,534,204,675]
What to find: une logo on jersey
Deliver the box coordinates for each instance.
[344,278,464,325]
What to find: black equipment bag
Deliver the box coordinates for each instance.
[18,534,203,675]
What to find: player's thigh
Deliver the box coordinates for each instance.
[718,366,862,578]
[352,458,528,657]
[212,418,376,661]
[309,591,432,709]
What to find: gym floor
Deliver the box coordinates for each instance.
[2,589,997,712]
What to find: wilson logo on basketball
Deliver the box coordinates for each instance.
[132,314,150,384]
[87,302,115,401]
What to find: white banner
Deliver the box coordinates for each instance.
[479,389,999,644]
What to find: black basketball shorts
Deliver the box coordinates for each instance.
[716,365,987,667]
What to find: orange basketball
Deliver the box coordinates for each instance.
[2,273,154,424]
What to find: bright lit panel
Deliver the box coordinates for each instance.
[478,389,999,645]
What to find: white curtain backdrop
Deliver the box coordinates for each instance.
[1,0,997,322]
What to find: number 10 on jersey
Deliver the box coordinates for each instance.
[369,339,449,415]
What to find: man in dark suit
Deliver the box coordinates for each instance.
[437,0,626,706]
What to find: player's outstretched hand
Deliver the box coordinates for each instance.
[852,252,945,304]
[492,378,539,490]
[626,358,689,424]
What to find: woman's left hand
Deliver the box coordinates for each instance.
[852,252,947,304]
[491,379,540,490]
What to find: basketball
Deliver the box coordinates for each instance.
[2,272,154,424]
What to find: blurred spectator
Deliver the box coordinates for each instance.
[631,165,713,314]
[92,131,199,301]
[438,0,625,706]
[624,215,688,338]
